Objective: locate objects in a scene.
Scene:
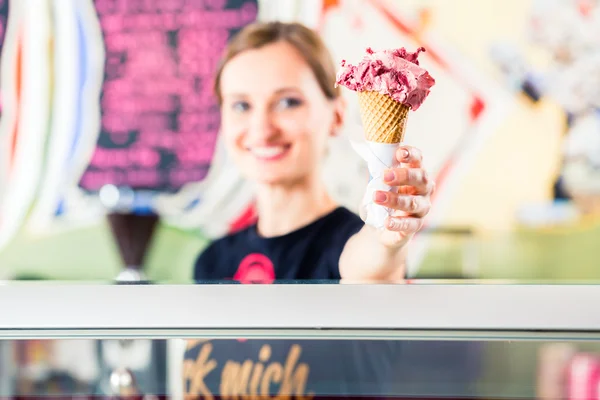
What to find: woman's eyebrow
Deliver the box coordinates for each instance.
[274,86,302,94]
[222,92,248,99]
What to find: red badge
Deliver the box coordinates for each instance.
[234,253,275,284]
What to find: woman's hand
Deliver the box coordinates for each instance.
[339,145,434,280]
[368,145,434,248]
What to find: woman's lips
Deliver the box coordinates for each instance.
[247,144,291,161]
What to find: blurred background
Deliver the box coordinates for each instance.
[1,0,599,281]
[0,1,600,398]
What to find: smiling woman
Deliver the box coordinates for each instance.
[193,21,435,284]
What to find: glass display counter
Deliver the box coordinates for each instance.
[1,282,599,399]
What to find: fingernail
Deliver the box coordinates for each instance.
[383,170,395,182]
[401,149,410,160]
[387,218,396,229]
[374,191,387,203]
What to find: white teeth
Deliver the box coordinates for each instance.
[249,146,286,158]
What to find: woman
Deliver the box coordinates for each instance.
[193,21,434,283]
[183,22,480,400]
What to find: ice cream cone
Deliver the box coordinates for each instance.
[357,90,410,144]
[337,47,433,229]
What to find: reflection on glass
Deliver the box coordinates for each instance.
[182,339,482,399]
[2,338,600,399]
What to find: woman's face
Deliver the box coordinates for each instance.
[219,41,344,186]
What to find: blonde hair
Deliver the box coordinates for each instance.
[214,21,341,104]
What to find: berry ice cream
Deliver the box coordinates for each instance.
[335,47,435,111]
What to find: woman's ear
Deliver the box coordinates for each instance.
[330,96,347,137]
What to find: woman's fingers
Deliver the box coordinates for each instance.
[383,167,434,195]
[373,192,431,217]
[385,216,424,233]
[396,146,423,167]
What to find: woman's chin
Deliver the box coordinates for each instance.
[250,173,304,187]
[253,176,292,186]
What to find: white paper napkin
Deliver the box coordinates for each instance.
[349,138,400,229]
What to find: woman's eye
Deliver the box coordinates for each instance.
[232,101,250,112]
[276,97,303,110]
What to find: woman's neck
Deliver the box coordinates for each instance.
[255,176,337,238]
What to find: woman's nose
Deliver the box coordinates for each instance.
[247,108,277,142]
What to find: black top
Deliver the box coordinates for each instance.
[193,207,364,282]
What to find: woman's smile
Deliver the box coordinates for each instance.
[246,144,292,161]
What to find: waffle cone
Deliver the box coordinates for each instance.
[357,91,410,144]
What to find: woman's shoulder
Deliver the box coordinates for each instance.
[330,206,362,221]
[323,206,364,231]
[316,207,364,263]
[279,206,363,243]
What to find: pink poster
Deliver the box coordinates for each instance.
[80,0,258,195]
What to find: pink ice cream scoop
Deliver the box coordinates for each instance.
[335,47,435,111]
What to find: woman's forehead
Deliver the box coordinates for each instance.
[220,42,321,97]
